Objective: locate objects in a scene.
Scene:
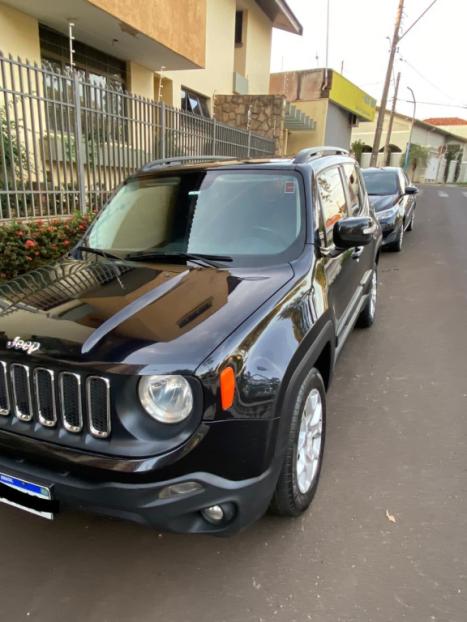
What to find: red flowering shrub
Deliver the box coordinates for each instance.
[0,212,95,281]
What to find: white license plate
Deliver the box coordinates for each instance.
[0,472,54,520]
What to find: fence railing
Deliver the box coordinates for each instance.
[0,53,275,221]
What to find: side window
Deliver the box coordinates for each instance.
[343,164,364,215]
[317,167,348,245]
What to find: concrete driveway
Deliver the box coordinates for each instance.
[0,184,466,622]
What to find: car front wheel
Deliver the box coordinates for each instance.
[388,222,404,252]
[270,368,326,517]
[356,266,377,328]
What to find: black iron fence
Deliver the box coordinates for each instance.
[0,53,275,221]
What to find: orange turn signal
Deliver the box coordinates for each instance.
[219,366,236,410]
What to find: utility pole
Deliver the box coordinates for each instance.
[403,86,416,172]
[383,71,401,166]
[370,0,404,166]
[324,0,330,88]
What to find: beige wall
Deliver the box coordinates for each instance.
[286,100,328,155]
[166,0,274,110]
[87,0,207,68]
[352,114,410,152]
[127,62,154,99]
[165,0,236,110]
[427,124,467,139]
[243,1,272,94]
[0,3,40,61]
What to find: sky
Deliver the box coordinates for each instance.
[271,0,467,122]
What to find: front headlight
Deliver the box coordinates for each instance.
[377,205,399,219]
[138,375,193,424]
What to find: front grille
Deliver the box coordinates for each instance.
[0,361,111,439]
[34,368,57,427]
[86,376,110,438]
[60,372,83,433]
[0,362,9,415]
[11,364,33,421]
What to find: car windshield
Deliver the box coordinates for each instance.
[86,170,305,266]
[362,170,400,195]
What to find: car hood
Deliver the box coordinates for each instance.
[369,194,399,212]
[0,258,294,372]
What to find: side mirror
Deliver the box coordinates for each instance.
[405,185,418,195]
[333,217,375,249]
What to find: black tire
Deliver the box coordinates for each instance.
[407,208,415,232]
[387,222,404,252]
[356,265,377,328]
[270,368,326,517]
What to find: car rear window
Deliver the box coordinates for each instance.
[362,170,400,195]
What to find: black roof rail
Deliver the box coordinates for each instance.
[293,146,350,164]
[141,155,240,172]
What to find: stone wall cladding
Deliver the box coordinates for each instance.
[214,94,286,155]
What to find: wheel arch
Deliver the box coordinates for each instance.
[273,316,335,461]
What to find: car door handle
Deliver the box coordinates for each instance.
[352,246,364,260]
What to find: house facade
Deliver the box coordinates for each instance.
[0,0,302,220]
[0,0,301,113]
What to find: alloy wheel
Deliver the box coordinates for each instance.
[296,388,323,494]
[369,270,377,319]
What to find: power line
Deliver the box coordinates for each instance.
[370,0,440,164]
[399,0,440,41]
[400,57,467,107]
[398,98,467,109]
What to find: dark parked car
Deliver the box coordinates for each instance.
[362,167,418,251]
[0,148,381,535]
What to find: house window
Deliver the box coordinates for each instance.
[39,24,126,89]
[235,11,244,45]
[181,87,210,117]
[39,25,127,139]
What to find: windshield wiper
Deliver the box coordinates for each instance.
[75,245,121,261]
[74,245,125,289]
[125,251,233,267]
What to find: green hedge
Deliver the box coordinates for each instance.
[0,212,94,281]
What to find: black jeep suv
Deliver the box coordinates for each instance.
[0,147,381,534]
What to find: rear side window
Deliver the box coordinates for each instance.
[343,164,364,215]
[317,167,348,244]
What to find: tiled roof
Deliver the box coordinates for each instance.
[424,117,467,126]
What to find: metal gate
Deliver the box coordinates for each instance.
[0,53,275,221]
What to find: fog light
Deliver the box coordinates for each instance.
[159,481,203,499]
[201,504,225,524]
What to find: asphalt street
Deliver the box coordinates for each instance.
[0,184,466,622]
